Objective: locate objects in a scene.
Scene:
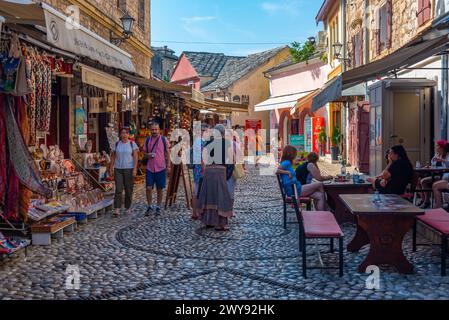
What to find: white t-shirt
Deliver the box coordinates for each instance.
[112,141,139,169]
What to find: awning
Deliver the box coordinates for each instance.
[80,64,122,93]
[181,94,249,113]
[119,72,192,93]
[311,76,366,112]
[290,89,319,115]
[0,1,45,26]
[311,29,449,112]
[255,91,316,112]
[0,1,136,73]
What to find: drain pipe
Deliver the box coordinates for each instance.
[444,54,448,140]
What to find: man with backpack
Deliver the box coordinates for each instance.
[144,122,170,216]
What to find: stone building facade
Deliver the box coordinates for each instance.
[345,0,435,68]
[40,0,153,78]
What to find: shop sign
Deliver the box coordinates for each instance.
[312,117,325,154]
[290,135,304,151]
[192,88,205,104]
[81,65,123,93]
[43,5,136,73]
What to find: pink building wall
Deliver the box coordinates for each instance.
[269,60,331,128]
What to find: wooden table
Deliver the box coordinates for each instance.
[340,194,424,274]
[415,167,449,181]
[323,180,372,224]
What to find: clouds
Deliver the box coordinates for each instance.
[181,16,217,41]
[261,1,301,15]
[181,16,217,24]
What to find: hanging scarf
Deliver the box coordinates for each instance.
[4,95,52,198]
[4,159,19,221]
[0,102,6,207]
[24,56,36,146]
[19,184,31,223]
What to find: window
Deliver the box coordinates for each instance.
[138,0,145,30]
[417,0,432,27]
[352,30,363,68]
[117,0,126,11]
[375,1,392,55]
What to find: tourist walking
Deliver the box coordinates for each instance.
[196,124,235,231]
[191,123,209,220]
[109,127,140,217]
[144,122,170,216]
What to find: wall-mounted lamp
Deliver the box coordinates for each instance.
[333,42,351,67]
[110,12,135,46]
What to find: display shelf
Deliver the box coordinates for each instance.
[31,216,77,246]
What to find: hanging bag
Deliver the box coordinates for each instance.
[9,34,32,96]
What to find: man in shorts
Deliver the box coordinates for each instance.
[144,122,170,216]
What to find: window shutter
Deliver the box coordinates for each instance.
[386,0,392,49]
[375,8,381,55]
[352,35,356,67]
[423,0,432,24]
[358,29,364,66]
[417,0,424,26]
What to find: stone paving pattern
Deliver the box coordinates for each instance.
[0,165,449,300]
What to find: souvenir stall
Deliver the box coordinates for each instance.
[0,30,113,249]
[69,64,124,193]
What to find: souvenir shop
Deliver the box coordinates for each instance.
[0,27,115,252]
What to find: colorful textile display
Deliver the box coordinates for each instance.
[19,184,31,223]
[0,102,6,207]
[5,162,19,221]
[3,95,52,198]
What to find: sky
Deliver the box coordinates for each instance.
[151,0,323,57]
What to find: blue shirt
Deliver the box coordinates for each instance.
[280,160,302,196]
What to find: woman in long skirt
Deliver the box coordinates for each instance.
[196,124,234,231]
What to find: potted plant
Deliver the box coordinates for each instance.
[330,126,341,161]
[318,126,327,157]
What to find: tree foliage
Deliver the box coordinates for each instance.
[290,40,316,64]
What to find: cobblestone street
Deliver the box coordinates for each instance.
[1,166,449,300]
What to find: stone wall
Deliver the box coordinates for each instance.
[346,0,435,65]
[41,0,152,78]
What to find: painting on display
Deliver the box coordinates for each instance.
[75,95,87,135]
[105,126,119,151]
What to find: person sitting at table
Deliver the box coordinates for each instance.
[417,140,449,208]
[367,145,413,195]
[295,152,333,185]
[277,145,327,211]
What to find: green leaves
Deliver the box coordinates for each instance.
[289,40,316,64]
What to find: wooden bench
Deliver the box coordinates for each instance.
[276,174,312,229]
[31,217,77,246]
[412,208,449,276]
[290,190,344,278]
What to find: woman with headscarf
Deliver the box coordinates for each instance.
[196,124,235,231]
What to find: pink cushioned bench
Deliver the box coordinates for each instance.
[300,211,344,278]
[413,208,449,276]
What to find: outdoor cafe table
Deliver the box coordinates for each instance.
[414,167,449,181]
[323,180,372,224]
[339,194,424,274]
